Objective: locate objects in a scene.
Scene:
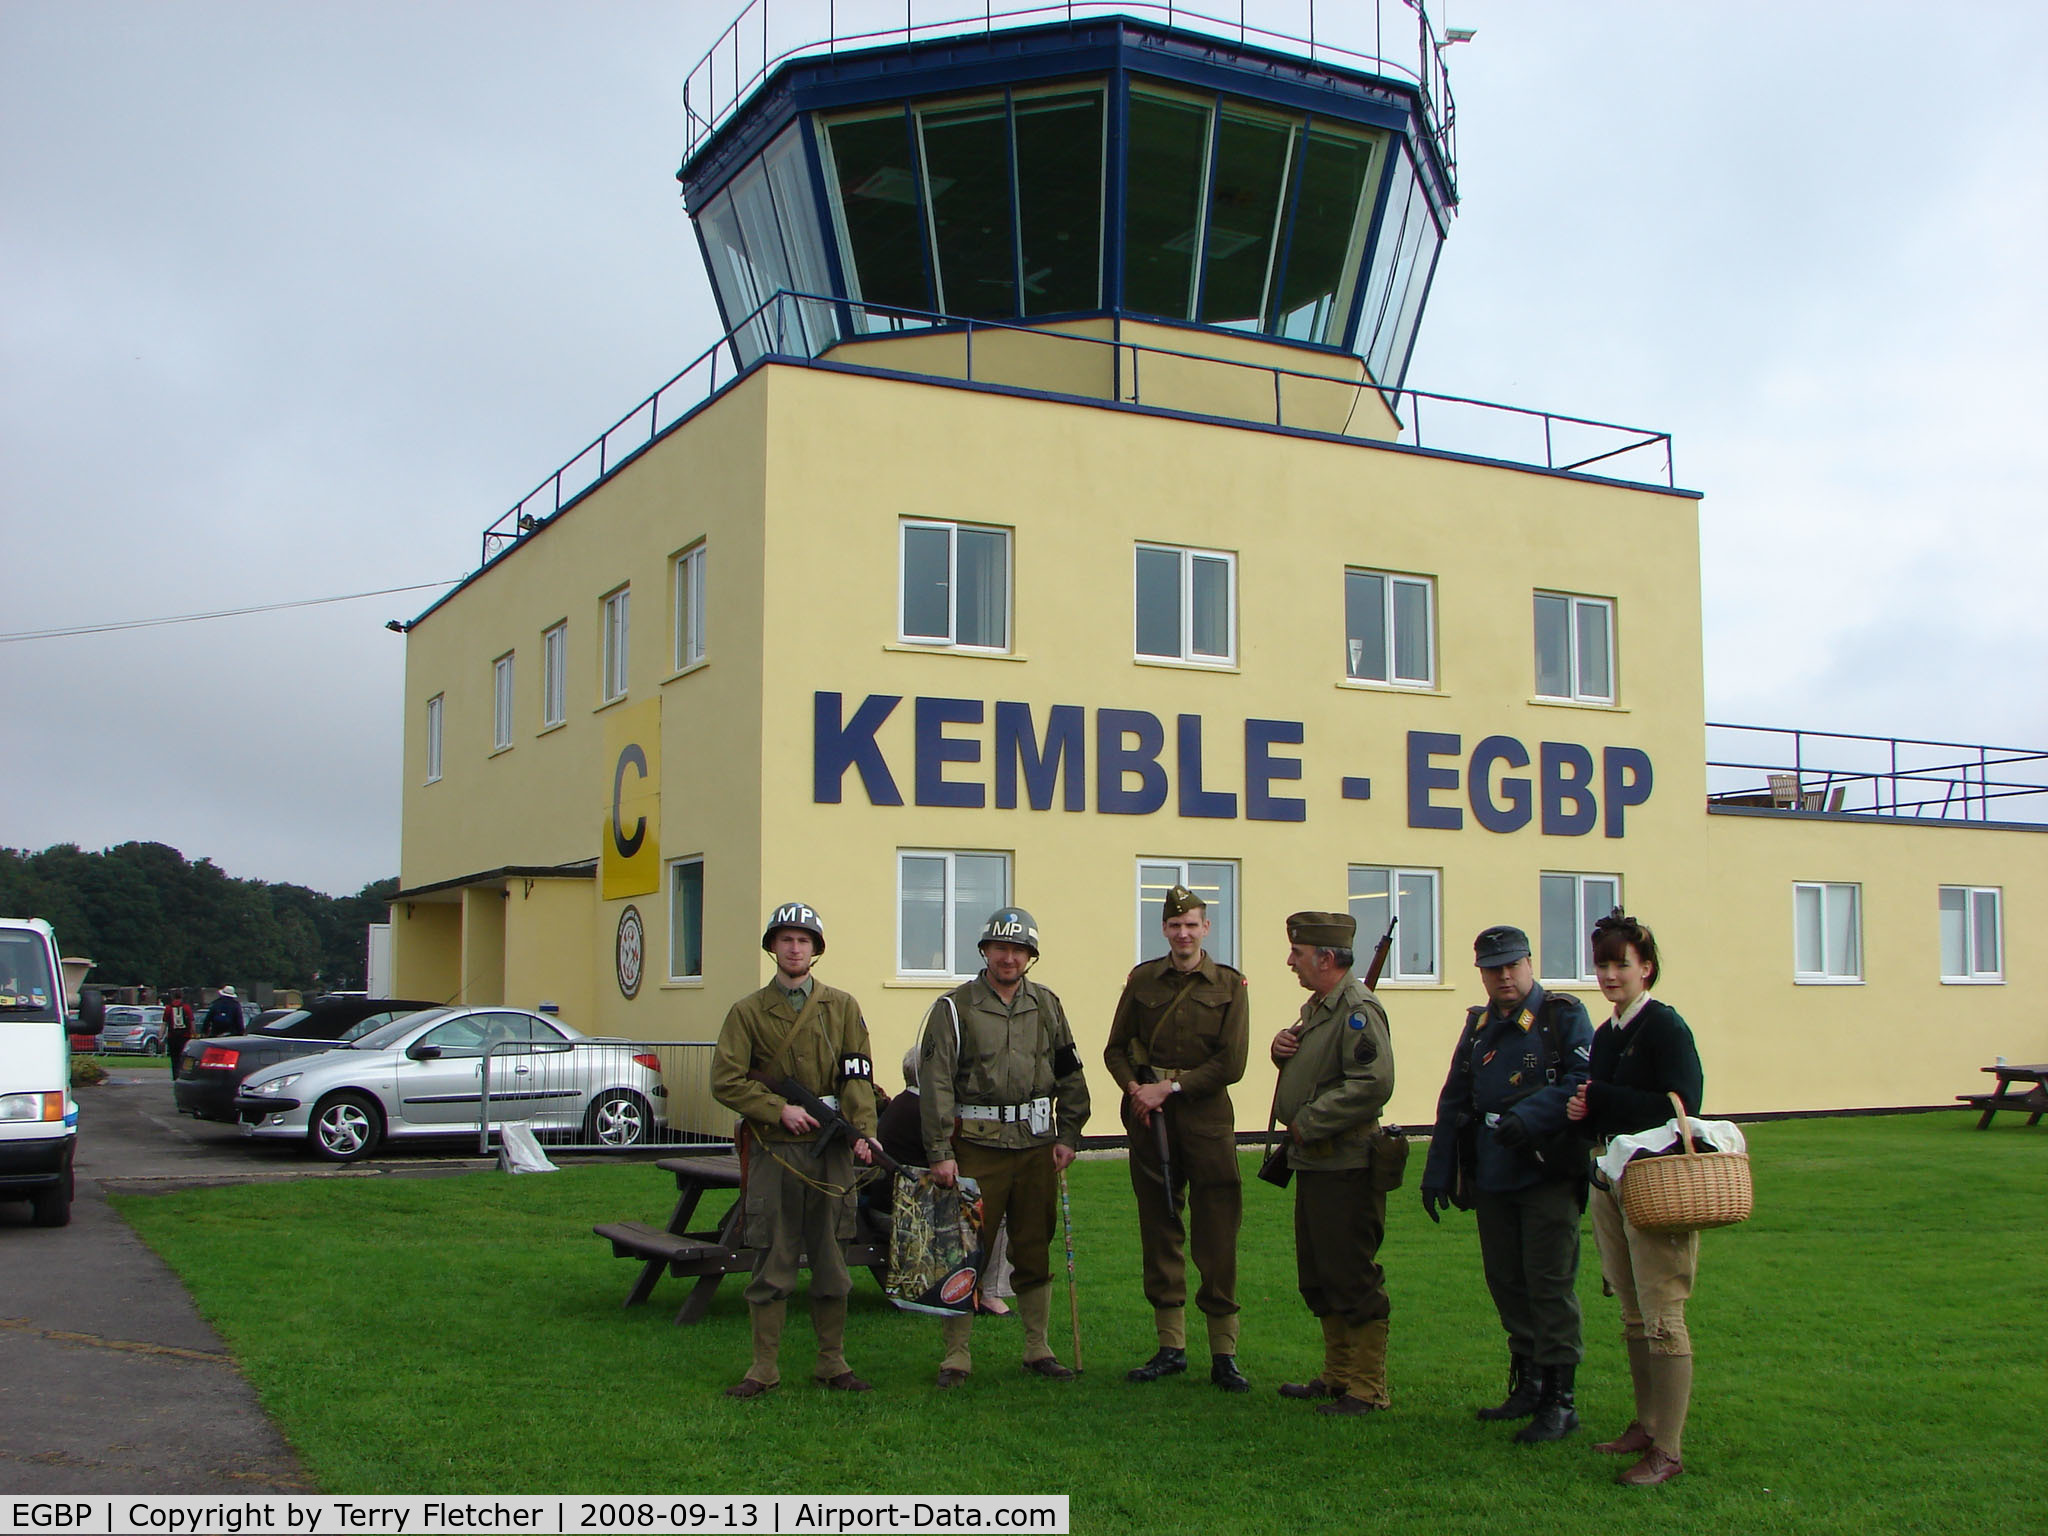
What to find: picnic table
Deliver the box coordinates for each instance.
[593,1152,889,1324]
[1956,1063,2048,1129]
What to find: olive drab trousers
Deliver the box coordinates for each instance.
[1122,1090,1242,1345]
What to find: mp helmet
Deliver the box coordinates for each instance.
[762,901,826,955]
[977,906,1040,958]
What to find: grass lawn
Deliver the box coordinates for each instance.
[83,1053,170,1069]
[113,1112,2043,1534]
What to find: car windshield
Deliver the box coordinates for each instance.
[0,931,59,1020]
[259,1010,313,1034]
[350,1008,455,1050]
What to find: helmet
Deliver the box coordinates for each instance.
[977,907,1040,957]
[762,902,826,955]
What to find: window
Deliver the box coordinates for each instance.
[1135,544,1234,664]
[601,587,630,702]
[901,520,1009,650]
[673,545,706,672]
[669,858,704,981]
[1345,570,1434,686]
[1939,886,2002,983]
[1534,592,1614,703]
[898,851,1010,977]
[1136,860,1239,967]
[424,694,443,783]
[1793,882,1862,983]
[1539,871,1621,983]
[1347,866,1439,983]
[541,623,566,729]
[491,653,514,751]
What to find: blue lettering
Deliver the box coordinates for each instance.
[1469,735,1532,833]
[813,692,903,806]
[915,697,984,808]
[1541,741,1598,836]
[1097,709,1167,816]
[1408,731,1463,830]
[1604,747,1654,837]
[1245,719,1306,822]
[994,702,1085,811]
[1177,715,1237,819]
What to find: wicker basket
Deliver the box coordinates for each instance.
[1618,1092,1753,1233]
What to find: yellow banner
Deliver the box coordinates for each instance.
[601,699,661,900]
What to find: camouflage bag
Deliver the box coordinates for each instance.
[887,1172,985,1315]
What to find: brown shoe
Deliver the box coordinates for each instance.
[818,1370,872,1392]
[1315,1393,1386,1417]
[934,1367,970,1389]
[1617,1448,1683,1486]
[1595,1421,1655,1455]
[1020,1356,1077,1380]
[723,1378,777,1400]
[1278,1378,1335,1401]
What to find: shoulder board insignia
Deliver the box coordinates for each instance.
[1516,1008,1536,1033]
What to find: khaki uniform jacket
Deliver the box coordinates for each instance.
[710,979,878,1144]
[1274,974,1394,1171]
[918,973,1091,1161]
[1102,952,1249,1102]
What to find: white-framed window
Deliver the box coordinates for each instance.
[673,544,706,672]
[424,694,444,784]
[1347,865,1440,983]
[897,850,1010,977]
[1539,870,1621,983]
[1135,543,1234,665]
[1136,859,1239,967]
[900,520,1010,650]
[1939,886,2002,983]
[601,586,630,702]
[1345,570,1434,687]
[668,857,704,981]
[491,653,515,751]
[1534,591,1614,703]
[541,623,566,729]
[1793,882,1862,983]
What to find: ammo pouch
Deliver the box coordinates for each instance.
[1370,1125,1410,1193]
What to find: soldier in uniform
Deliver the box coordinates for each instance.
[1103,884,1251,1391]
[709,902,879,1399]
[1268,910,1398,1416]
[1418,924,1594,1442]
[920,907,1090,1387]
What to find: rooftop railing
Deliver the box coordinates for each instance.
[1706,722,2048,825]
[477,290,1675,566]
[681,0,1458,187]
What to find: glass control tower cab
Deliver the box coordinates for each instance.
[676,3,1457,395]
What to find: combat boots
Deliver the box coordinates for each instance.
[1279,1315,1346,1400]
[1475,1353,1540,1420]
[1126,1347,1187,1382]
[1513,1363,1580,1442]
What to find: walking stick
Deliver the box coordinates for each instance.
[1058,1167,1083,1373]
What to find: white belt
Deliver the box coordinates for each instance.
[958,1096,1051,1124]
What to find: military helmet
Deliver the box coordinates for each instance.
[977,906,1041,957]
[762,901,826,955]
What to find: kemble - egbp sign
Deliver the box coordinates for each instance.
[812,693,1655,836]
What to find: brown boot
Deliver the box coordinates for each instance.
[1617,1447,1683,1486]
[730,1298,785,1395]
[1280,1315,1346,1400]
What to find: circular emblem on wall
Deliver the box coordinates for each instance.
[615,905,645,999]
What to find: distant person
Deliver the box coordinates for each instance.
[201,986,243,1037]
[165,990,196,1069]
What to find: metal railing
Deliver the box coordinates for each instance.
[1706,722,2048,825]
[476,1038,730,1155]
[682,0,1458,185]
[479,289,1676,567]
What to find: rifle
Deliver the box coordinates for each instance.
[1257,917,1397,1190]
[1130,1064,1179,1218]
[746,1070,903,1175]
[1362,915,1398,992]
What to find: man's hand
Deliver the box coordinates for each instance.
[930,1158,959,1189]
[853,1137,875,1166]
[778,1102,819,1136]
[1129,1079,1173,1118]
[1052,1143,1077,1173]
[1566,1082,1590,1122]
[1270,1027,1302,1064]
[1421,1187,1452,1224]
[1493,1113,1532,1152]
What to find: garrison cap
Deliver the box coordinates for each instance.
[1286,910,1356,949]
[1161,884,1206,918]
[1473,924,1532,967]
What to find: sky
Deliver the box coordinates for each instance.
[3,0,2042,897]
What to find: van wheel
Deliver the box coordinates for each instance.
[31,1167,72,1228]
[311,1092,383,1162]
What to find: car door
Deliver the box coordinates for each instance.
[473,1012,563,1127]
[390,1014,492,1131]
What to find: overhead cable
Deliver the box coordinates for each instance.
[0,581,463,644]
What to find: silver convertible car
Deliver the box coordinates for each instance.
[235,1006,666,1161]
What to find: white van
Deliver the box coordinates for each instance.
[0,918,77,1227]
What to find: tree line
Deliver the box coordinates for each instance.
[0,842,396,996]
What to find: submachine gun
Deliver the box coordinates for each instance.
[746,1070,904,1175]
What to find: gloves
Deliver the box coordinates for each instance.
[1420,1187,1451,1224]
[1493,1113,1532,1152]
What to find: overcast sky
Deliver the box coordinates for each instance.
[3,0,2042,897]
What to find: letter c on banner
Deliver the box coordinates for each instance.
[612,743,648,857]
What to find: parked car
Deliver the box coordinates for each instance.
[1,917,77,1226]
[96,1004,166,1056]
[236,1006,667,1162]
[173,996,436,1123]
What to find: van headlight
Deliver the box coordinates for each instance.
[0,1092,43,1121]
[252,1074,301,1096]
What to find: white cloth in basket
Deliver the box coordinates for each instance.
[1597,1114,1746,1185]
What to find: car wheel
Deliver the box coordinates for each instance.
[584,1089,651,1149]
[31,1166,72,1228]
[310,1092,383,1162]
[146,1037,164,1056]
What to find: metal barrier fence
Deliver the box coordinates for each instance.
[1705,722,2048,824]
[476,1038,732,1156]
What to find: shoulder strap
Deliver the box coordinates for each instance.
[1533,995,1574,1082]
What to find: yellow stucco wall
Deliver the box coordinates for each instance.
[502,878,597,1023]
[459,887,505,1006]
[391,900,460,1005]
